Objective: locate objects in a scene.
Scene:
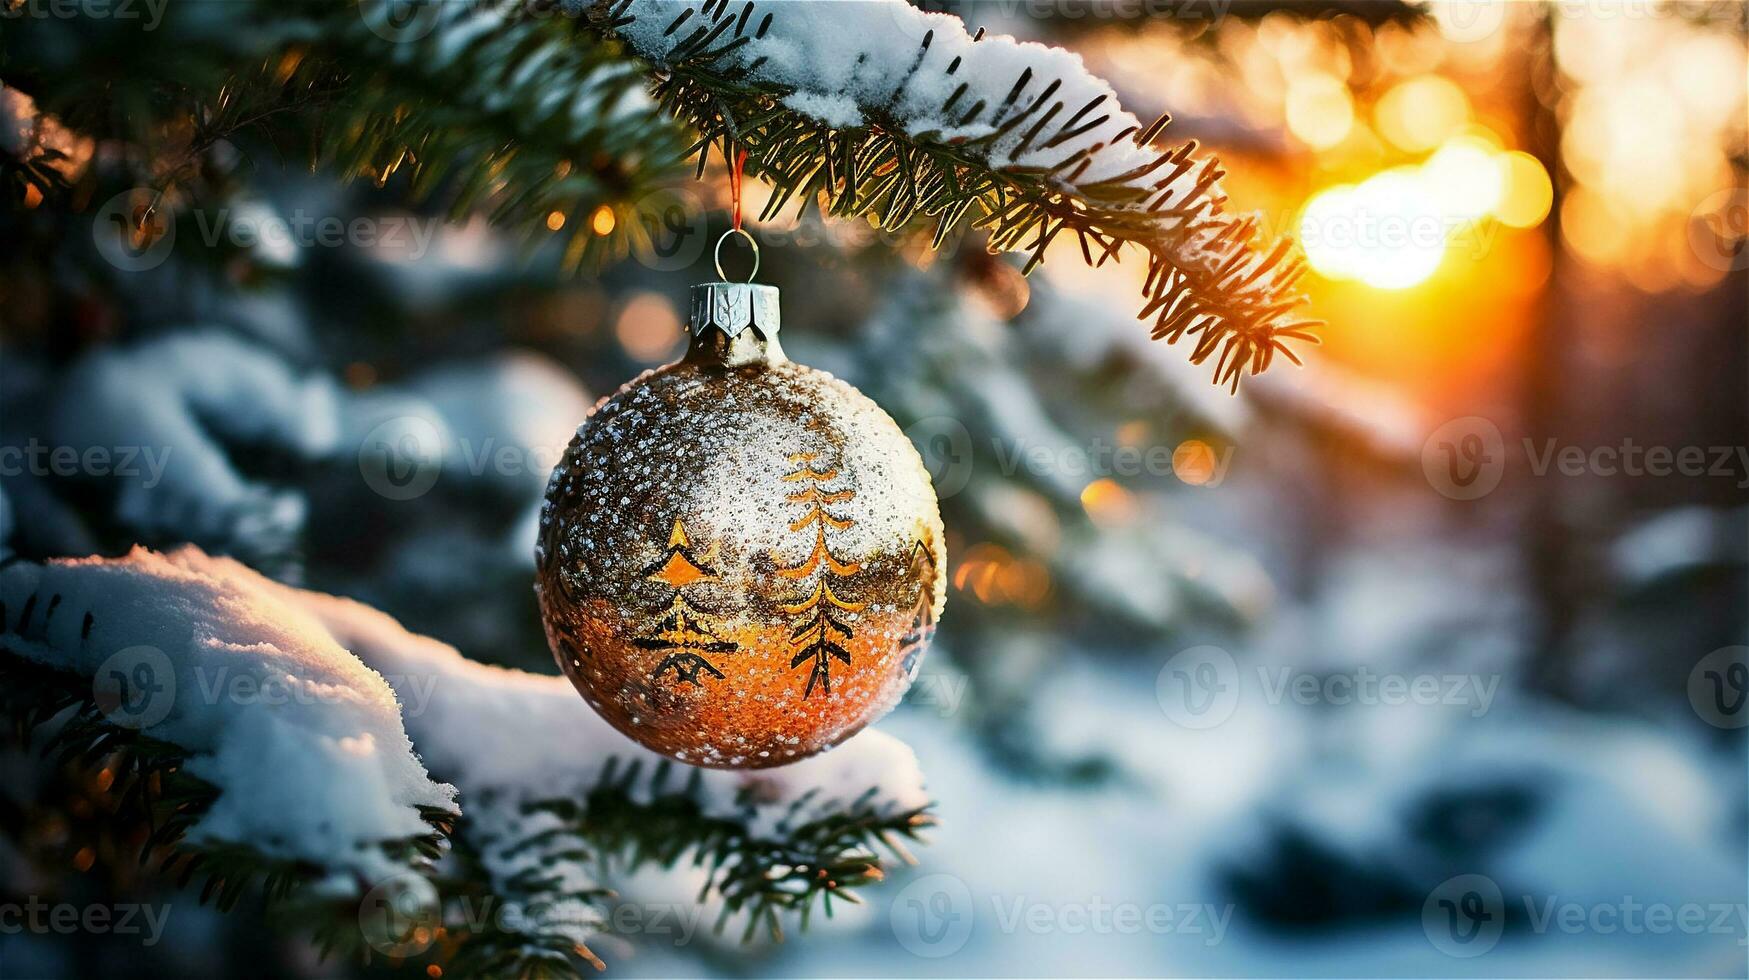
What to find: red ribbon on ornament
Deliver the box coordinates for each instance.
[729,147,748,232]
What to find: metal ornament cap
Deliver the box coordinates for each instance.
[687,281,783,368]
[688,281,780,340]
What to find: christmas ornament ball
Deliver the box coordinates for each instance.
[536,282,945,769]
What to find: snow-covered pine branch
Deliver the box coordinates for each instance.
[583,0,1318,390]
[40,329,593,569]
[274,564,935,947]
[2,0,690,269]
[48,331,341,562]
[0,545,932,972]
[0,547,457,888]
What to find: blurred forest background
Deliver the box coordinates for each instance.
[1,1,1745,977]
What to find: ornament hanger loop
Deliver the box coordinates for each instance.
[714,227,760,283]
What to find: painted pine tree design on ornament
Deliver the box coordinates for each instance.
[898,539,938,679]
[777,452,864,698]
[636,519,736,686]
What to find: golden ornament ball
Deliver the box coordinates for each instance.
[536,279,945,768]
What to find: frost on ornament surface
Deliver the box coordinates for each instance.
[0,546,456,887]
[538,355,946,770]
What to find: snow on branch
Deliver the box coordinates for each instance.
[284,575,934,943]
[47,331,342,560]
[583,0,1319,390]
[290,583,930,829]
[0,544,932,968]
[0,547,457,887]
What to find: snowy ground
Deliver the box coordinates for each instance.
[599,669,1746,978]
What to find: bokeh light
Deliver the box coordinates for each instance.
[1493,151,1554,228]
[1300,169,1447,290]
[953,542,1051,608]
[1374,75,1469,152]
[1285,72,1354,149]
[1172,440,1221,487]
[1423,135,1503,220]
[613,291,682,362]
[589,205,616,236]
[1080,478,1138,528]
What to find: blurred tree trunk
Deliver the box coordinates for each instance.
[1519,8,1581,700]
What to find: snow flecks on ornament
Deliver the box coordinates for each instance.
[0,547,456,887]
[537,352,946,770]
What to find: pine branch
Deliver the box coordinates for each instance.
[926,0,1428,33]
[273,1,693,268]
[530,755,935,944]
[2,546,939,974]
[0,649,454,913]
[311,752,933,979]
[2,1,695,268]
[581,0,1319,390]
